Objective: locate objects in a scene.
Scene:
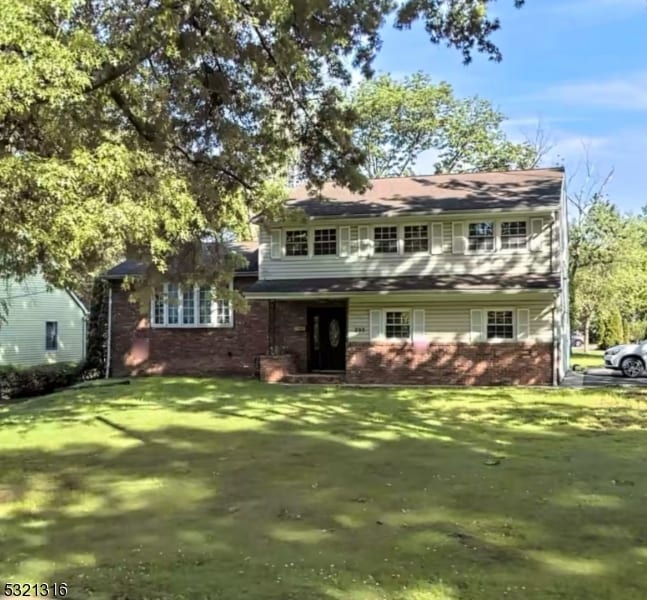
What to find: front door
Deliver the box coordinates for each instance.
[308,307,346,372]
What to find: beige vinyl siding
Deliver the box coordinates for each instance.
[259,213,556,280]
[0,275,86,366]
[347,294,554,344]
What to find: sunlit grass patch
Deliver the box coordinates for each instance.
[0,377,646,598]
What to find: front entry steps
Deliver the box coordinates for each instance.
[281,372,345,385]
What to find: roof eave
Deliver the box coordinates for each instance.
[245,288,559,300]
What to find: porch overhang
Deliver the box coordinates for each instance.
[245,274,561,300]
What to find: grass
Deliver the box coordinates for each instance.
[1,378,647,599]
[571,349,605,369]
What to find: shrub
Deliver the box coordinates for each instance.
[82,278,109,380]
[598,309,624,349]
[0,362,81,402]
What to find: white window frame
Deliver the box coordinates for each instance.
[313,227,338,256]
[485,308,516,343]
[383,308,412,342]
[284,228,310,258]
[150,283,234,329]
[499,220,529,252]
[402,224,430,254]
[373,225,399,255]
[467,221,496,254]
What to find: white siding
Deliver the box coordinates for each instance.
[347,294,554,344]
[259,214,556,280]
[0,275,86,366]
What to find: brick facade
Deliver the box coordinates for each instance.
[110,278,268,377]
[271,301,309,372]
[346,342,553,386]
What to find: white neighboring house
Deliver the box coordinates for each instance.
[0,274,88,367]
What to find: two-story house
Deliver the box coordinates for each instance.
[106,167,569,385]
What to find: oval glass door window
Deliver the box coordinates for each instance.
[329,319,341,348]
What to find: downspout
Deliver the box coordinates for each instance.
[105,286,113,379]
[552,301,558,387]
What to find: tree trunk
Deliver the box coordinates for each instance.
[584,315,591,353]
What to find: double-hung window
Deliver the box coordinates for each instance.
[313,228,337,256]
[285,230,308,256]
[486,310,514,340]
[501,221,528,250]
[385,310,411,340]
[403,225,429,253]
[374,226,398,254]
[468,222,495,252]
[152,284,233,328]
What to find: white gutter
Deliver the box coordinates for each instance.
[244,288,558,300]
[105,286,113,379]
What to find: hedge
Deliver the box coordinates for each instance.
[0,362,82,402]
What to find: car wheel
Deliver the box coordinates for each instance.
[573,339,583,348]
[621,357,645,378]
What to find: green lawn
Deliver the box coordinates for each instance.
[571,349,605,369]
[1,379,647,599]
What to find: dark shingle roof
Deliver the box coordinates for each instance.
[104,242,258,279]
[287,168,564,218]
[246,274,560,295]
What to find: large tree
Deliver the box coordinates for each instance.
[0,0,525,291]
[349,72,540,178]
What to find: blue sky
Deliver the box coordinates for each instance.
[370,0,647,212]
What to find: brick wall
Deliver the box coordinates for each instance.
[346,342,553,385]
[110,278,268,377]
[272,301,308,372]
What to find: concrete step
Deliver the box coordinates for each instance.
[282,373,345,385]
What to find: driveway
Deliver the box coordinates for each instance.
[562,367,647,387]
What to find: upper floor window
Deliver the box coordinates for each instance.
[45,321,58,350]
[314,228,337,256]
[468,222,494,252]
[403,225,429,253]
[501,221,528,250]
[487,310,514,340]
[385,310,411,340]
[285,230,308,256]
[374,226,398,254]
[152,284,233,328]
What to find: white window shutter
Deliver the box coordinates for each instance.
[369,309,382,341]
[452,222,465,254]
[431,223,443,255]
[270,229,281,259]
[530,218,543,252]
[413,309,426,343]
[470,309,485,343]
[517,308,530,341]
[358,225,371,256]
[340,226,351,257]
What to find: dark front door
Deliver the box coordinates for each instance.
[308,307,346,372]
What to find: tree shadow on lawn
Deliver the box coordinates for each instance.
[1,380,647,599]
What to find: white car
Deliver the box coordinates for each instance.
[604,342,647,378]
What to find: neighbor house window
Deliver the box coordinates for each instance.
[314,228,337,255]
[403,225,429,253]
[152,284,233,328]
[468,222,495,251]
[487,310,514,340]
[374,226,398,254]
[385,311,410,340]
[45,321,58,351]
[501,221,528,250]
[285,230,308,256]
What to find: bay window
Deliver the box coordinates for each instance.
[152,284,233,328]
